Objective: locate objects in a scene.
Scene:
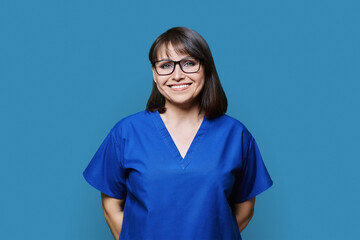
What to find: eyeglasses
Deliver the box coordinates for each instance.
[152,57,201,76]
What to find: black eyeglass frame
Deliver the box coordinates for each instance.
[151,57,202,76]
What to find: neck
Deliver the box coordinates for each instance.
[162,100,204,124]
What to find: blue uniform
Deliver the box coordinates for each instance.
[83,109,273,240]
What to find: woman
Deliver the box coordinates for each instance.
[83,26,273,240]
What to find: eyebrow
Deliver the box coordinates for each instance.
[156,56,195,62]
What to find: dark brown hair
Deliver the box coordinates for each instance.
[146,26,227,119]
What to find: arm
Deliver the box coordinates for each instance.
[231,197,256,232]
[101,192,125,240]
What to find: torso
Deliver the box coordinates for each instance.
[84,109,273,240]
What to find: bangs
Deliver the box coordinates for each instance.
[164,41,190,59]
[150,31,202,62]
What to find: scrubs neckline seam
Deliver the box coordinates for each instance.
[150,109,209,170]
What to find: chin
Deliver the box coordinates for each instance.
[169,98,199,106]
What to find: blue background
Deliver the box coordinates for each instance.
[1,0,359,239]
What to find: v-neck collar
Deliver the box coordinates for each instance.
[150,109,209,170]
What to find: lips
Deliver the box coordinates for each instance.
[168,83,192,91]
[168,83,192,87]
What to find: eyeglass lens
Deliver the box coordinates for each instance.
[155,58,200,75]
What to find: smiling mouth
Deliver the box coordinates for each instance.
[168,83,192,89]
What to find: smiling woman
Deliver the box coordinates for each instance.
[83,26,273,240]
[150,43,206,111]
[147,27,227,119]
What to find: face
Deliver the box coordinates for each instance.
[152,43,205,110]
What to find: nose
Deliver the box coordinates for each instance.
[172,62,185,80]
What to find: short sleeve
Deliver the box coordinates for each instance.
[82,128,127,200]
[230,136,273,203]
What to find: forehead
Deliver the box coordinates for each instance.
[156,42,191,60]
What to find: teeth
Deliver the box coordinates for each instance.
[170,84,190,89]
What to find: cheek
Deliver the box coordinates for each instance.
[154,77,166,86]
[197,75,205,88]
[197,70,205,84]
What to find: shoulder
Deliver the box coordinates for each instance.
[209,114,255,152]
[108,109,152,139]
[218,114,258,157]
[212,114,253,137]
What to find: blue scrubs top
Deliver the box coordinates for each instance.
[83,109,273,240]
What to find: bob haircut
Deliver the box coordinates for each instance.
[146,26,227,120]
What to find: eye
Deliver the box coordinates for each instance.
[159,62,173,69]
[182,60,196,67]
